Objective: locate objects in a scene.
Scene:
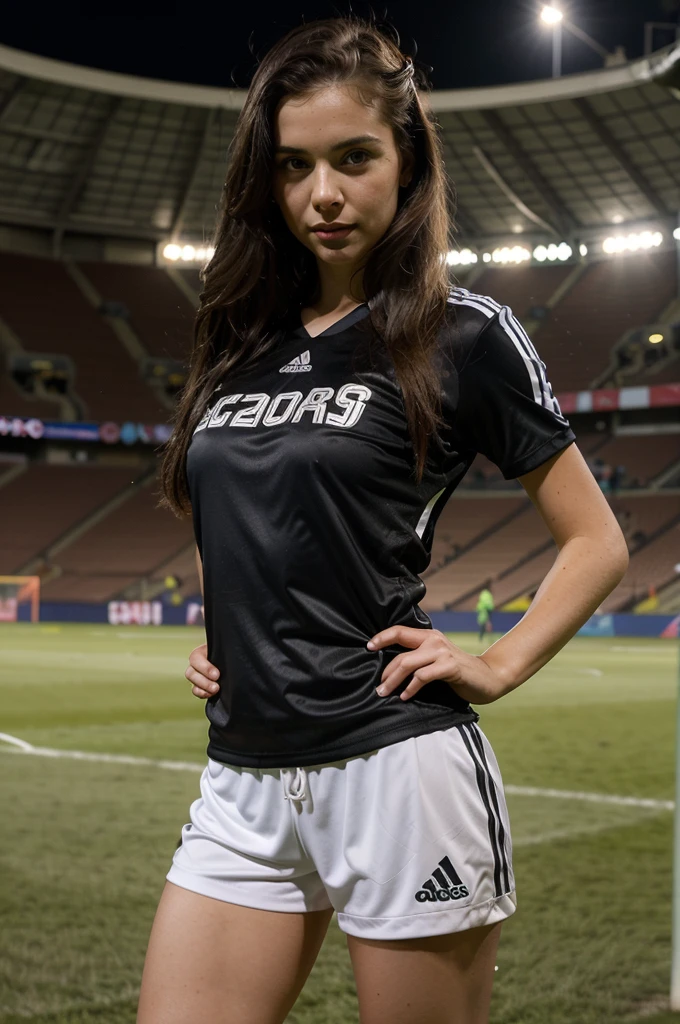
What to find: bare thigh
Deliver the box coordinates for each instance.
[347,921,502,1024]
[137,881,334,1024]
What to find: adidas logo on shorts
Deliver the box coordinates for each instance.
[279,350,312,373]
[414,855,470,903]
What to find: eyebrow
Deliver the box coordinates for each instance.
[275,134,383,155]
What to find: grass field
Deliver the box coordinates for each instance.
[0,623,678,1023]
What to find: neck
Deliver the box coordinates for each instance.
[313,262,366,313]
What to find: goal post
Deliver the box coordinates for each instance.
[672,637,680,1009]
[0,576,41,623]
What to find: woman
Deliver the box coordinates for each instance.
[138,16,629,1024]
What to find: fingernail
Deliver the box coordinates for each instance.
[210,670,219,679]
[376,686,386,696]
[209,684,219,693]
[367,641,376,650]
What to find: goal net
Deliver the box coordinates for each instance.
[0,576,41,623]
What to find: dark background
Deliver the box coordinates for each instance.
[1,0,678,89]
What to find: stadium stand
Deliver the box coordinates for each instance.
[427,496,528,572]
[0,252,169,422]
[37,476,193,602]
[422,500,552,611]
[0,375,63,420]
[590,433,680,487]
[527,249,677,391]
[145,541,201,601]
[78,262,195,361]
[177,268,203,300]
[442,494,680,614]
[1,463,141,574]
[466,263,577,320]
[605,506,680,611]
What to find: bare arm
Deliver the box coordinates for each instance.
[479,442,629,694]
[368,442,630,706]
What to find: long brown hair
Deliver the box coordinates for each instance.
[159,14,457,517]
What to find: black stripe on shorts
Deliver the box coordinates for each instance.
[458,722,508,897]
[465,722,511,894]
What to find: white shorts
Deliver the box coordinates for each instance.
[167,720,517,940]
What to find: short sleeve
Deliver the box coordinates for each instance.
[453,304,576,480]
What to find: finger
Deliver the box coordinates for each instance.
[397,663,451,701]
[189,651,220,681]
[191,685,211,699]
[367,625,434,651]
[185,665,220,692]
[378,649,436,688]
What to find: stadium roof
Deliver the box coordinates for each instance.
[0,41,678,254]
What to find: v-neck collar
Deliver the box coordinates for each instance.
[292,301,372,340]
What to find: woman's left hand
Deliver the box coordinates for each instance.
[367,626,506,706]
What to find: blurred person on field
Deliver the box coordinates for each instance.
[476,581,495,641]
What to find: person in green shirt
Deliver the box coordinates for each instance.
[476,580,495,641]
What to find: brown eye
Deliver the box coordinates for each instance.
[280,158,306,170]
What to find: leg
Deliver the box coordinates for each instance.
[347,921,502,1024]
[137,881,334,1024]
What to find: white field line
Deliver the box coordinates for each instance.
[0,732,674,812]
[513,808,664,847]
[0,732,202,772]
[608,645,673,654]
[504,783,673,812]
[88,629,204,639]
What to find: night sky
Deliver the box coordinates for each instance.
[1,0,678,91]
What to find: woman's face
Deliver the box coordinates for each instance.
[271,84,413,279]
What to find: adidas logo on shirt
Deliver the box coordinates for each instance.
[279,350,312,373]
[414,855,470,903]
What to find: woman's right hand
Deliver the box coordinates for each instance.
[185,643,220,699]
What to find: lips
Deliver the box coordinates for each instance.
[312,225,356,241]
[312,225,356,233]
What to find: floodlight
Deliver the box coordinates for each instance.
[492,246,531,264]
[445,248,478,266]
[541,6,563,25]
[533,242,572,262]
[602,231,663,254]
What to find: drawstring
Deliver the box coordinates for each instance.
[282,766,308,804]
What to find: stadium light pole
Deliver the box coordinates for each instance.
[541,5,563,78]
[540,5,612,77]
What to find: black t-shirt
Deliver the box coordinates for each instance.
[187,285,576,768]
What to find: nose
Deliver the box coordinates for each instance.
[310,163,343,211]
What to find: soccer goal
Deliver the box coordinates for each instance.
[0,576,41,623]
